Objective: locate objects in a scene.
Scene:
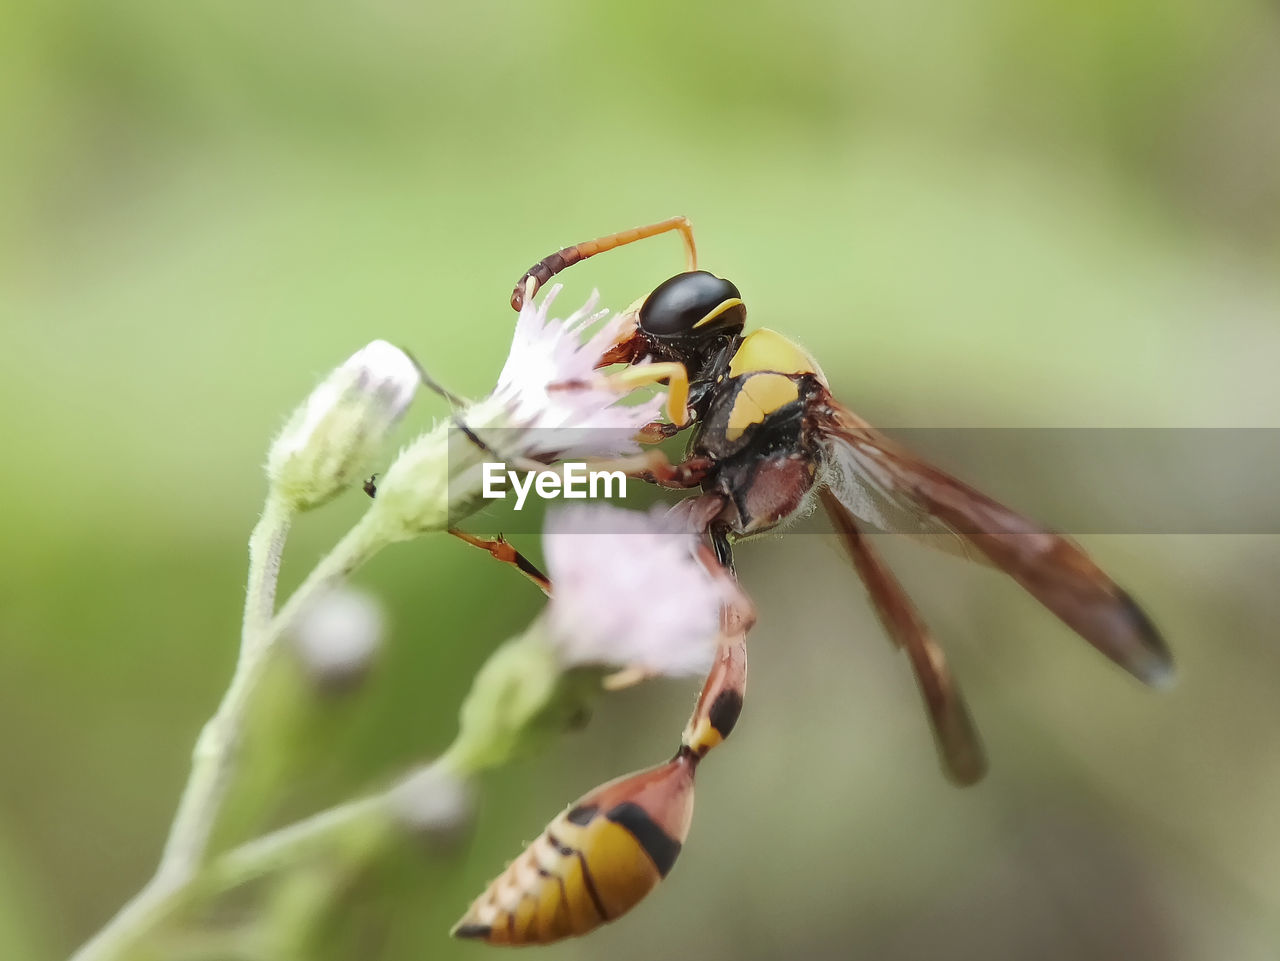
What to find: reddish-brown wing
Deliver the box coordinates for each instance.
[821,489,987,785]
[814,400,1173,687]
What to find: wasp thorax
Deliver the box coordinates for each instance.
[638,271,746,339]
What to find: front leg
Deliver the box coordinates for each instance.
[552,361,692,429]
[587,448,713,489]
[448,530,551,594]
[634,419,686,445]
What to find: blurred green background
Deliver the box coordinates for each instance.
[4,1,1280,958]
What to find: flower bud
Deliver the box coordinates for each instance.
[389,762,475,849]
[267,340,419,512]
[445,625,605,774]
[363,425,455,541]
[289,586,384,691]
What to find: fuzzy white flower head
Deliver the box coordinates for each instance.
[390,762,474,844]
[542,504,735,678]
[290,586,385,688]
[267,340,419,511]
[367,289,665,540]
[471,284,663,461]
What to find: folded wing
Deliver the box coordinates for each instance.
[815,401,1173,687]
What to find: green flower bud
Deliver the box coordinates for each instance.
[362,425,458,541]
[267,340,419,512]
[445,619,605,775]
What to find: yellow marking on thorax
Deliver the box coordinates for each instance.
[725,372,800,441]
[728,327,822,379]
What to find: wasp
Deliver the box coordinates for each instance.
[452,217,1172,945]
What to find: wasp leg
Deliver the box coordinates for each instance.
[619,362,690,428]
[583,448,712,490]
[634,420,686,445]
[820,489,986,785]
[511,216,698,311]
[553,362,691,428]
[449,530,551,595]
[406,355,468,409]
[708,527,735,574]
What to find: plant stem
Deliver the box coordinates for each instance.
[206,754,468,892]
[207,794,390,892]
[70,503,394,961]
[158,492,294,878]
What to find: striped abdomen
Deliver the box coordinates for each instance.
[452,754,695,944]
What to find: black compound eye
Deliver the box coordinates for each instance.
[639,271,745,338]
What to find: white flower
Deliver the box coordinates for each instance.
[466,285,664,461]
[542,504,735,678]
[365,289,666,541]
[267,340,419,511]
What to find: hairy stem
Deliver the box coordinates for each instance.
[208,794,390,892]
[70,503,395,961]
[206,754,471,898]
[158,492,294,877]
